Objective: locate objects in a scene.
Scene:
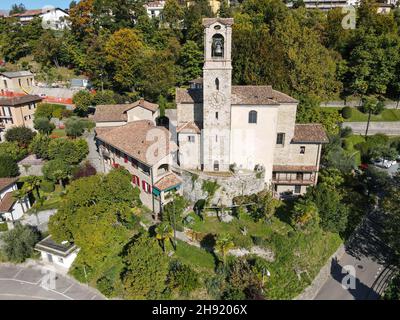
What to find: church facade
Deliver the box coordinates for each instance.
[175,18,329,196]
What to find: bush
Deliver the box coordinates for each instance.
[33,117,55,135]
[97,276,115,297]
[342,139,353,151]
[342,106,353,119]
[72,162,97,180]
[232,233,253,249]
[40,180,55,193]
[5,126,35,148]
[29,134,51,159]
[168,260,200,296]
[0,154,20,177]
[0,223,40,263]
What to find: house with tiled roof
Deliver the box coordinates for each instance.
[11,8,70,30]
[0,95,43,141]
[93,101,180,214]
[0,178,30,225]
[174,18,328,196]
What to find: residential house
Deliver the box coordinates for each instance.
[93,99,181,215]
[0,95,43,141]
[11,7,70,30]
[145,1,165,18]
[0,177,30,224]
[0,71,35,95]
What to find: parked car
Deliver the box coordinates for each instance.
[373,158,397,169]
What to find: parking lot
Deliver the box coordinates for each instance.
[0,264,105,300]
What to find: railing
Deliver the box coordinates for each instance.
[272,176,315,185]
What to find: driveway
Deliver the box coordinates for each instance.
[0,263,105,300]
[84,132,105,174]
[20,209,57,232]
[315,210,395,300]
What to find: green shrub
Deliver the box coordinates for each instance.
[0,223,40,263]
[40,180,55,193]
[232,233,253,249]
[96,276,115,297]
[342,106,353,119]
[168,260,200,296]
[343,139,353,151]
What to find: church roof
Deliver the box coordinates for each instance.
[175,86,298,105]
[202,18,234,27]
[292,124,329,144]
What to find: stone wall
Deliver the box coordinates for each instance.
[177,168,266,207]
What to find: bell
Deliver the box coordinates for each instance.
[215,42,223,55]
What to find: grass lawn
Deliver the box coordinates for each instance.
[186,208,342,299]
[0,223,8,232]
[322,107,400,122]
[51,128,67,138]
[174,240,216,272]
[343,134,366,166]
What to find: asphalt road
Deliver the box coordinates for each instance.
[0,264,105,300]
[315,210,395,300]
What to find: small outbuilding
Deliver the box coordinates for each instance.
[35,236,79,273]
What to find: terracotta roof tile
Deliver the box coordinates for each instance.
[175,86,297,105]
[154,173,182,191]
[0,95,42,106]
[177,121,201,134]
[292,124,329,144]
[0,177,18,192]
[273,165,318,172]
[96,120,174,166]
[93,99,159,122]
[0,192,16,213]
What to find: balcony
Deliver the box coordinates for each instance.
[272,173,316,186]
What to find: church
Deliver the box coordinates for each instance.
[175,18,329,196]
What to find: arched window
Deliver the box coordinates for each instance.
[212,34,224,58]
[249,110,257,124]
[215,78,220,90]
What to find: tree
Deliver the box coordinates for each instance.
[0,223,40,263]
[178,40,203,85]
[215,234,235,265]
[122,234,169,299]
[5,126,35,148]
[68,117,94,138]
[12,189,27,215]
[23,176,42,200]
[0,154,20,177]
[304,184,349,234]
[360,96,385,137]
[0,141,27,162]
[162,0,184,30]
[382,186,400,264]
[155,222,174,253]
[9,3,26,15]
[42,159,71,188]
[33,117,55,135]
[291,198,319,230]
[48,138,89,165]
[34,103,66,119]
[162,192,188,247]
[72,90,93,116]
[105,28,146,92]
[29,134,51,159]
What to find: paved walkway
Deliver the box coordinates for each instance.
[0,263,105,300]
[84,132,105,174]
[19,209,57,232]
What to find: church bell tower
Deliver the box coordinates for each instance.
[202,18,234,172]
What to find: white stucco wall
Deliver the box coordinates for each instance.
[126,107,154,123]
[230,105,279,184]
[178,132,201,170]
[0,184,30,221]
[40,249,78,270]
